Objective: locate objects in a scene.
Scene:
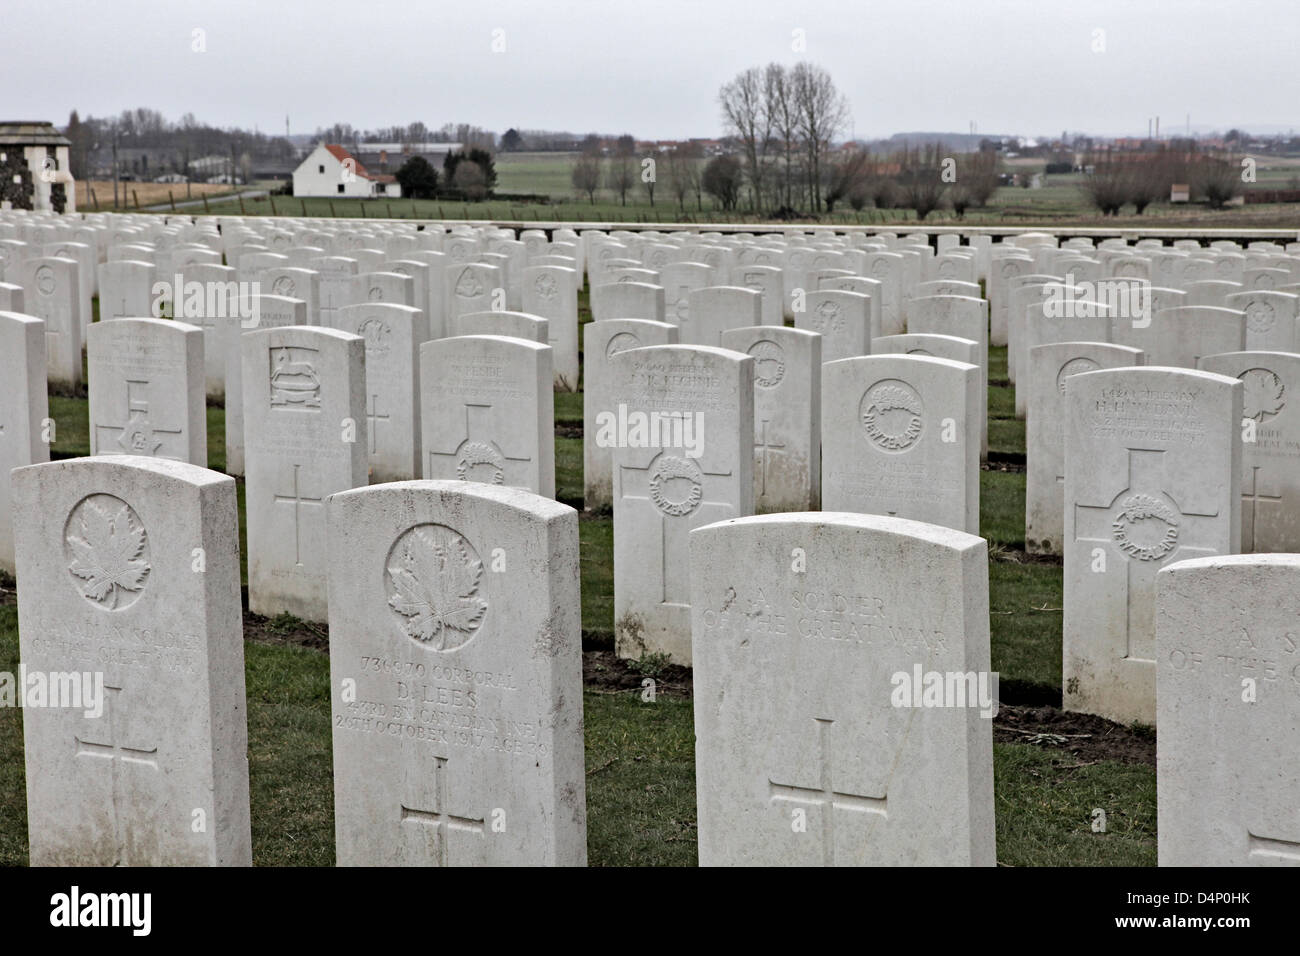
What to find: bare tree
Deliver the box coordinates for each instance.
[791,62,849,212]
[702,155,744,211]
[453,160,487,200]
[1193,153,1243,209]
[606,152,636,205]
[948,149,1001,217]
[571,155,602,204]
[719,66,772,211]
[764,63,800,211]
[823,146,871,213]
[664,148,692,210]
[895,143,948,220]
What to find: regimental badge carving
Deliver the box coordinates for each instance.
[269,346,321,408]
[742,271,765,292]
[906,348,935,357]
[534,272,558,301]
[748,339,786,388]
[454,268,483,299]
[357,317,392,356]
[871,260,889,279]
[1000,261,1018,278]
[812,298,843,331]
[606,331,641,359]
[1256,273,1276,290]
[649,455,703,517]
[649,250,667,267]
[1245,300,1276,333]
[1111,493,1179,561]
[64,495,150,610]
[456,440,505,483]
[674,294,689,320]
[367,285,385,302]
[36,265,55,296]
[385,524,487,650]
[1216,258,1235,275]
[617,274,634,284]
[271,275,296,297]
[938,260,955,276]
[1241,367,1285,422]
[860,380,924,452]
[1057,357,1101,393]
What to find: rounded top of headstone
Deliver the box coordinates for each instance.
[329,478,574,524]
[690,511,986,555]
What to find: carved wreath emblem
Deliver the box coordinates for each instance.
[1111,494,1179,562]
[748,339,786,388]
[605,331,641,359]
[861,381,924,452]
[36,265,56,296]
[64,495,150,610]
[649,455,703,517]
[386,524,487,649]
[1057,357,1101,394]
[534,273,558,301]
[454,268,484,299]
[1245,300,1276,334]
[456,440,505,484]
[272,275,296,297]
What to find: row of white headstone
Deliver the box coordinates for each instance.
[10,453,1291,866]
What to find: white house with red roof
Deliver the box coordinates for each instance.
[292,143,401,198]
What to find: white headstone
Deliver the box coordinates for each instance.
[1063,366,1242,724]
[522,265,580,391]
[590,281,665,323]
[720,326,821,512]
[822,355,980,534]
[0,311,49,575]
[1156,554,1300,866]
[419,335,555,497]
[21,256,83,388]
[244,326,368,622]
[690,512,995,866]
[337,302,428,482]
[12,455,251,865]
[610,344,753,664]
[87,317,207,466]
[327,481,586,866]
[223,294,308,476]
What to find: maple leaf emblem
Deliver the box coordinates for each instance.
[387,525,487,649]
[66,498,150,608]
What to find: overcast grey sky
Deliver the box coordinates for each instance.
[6,0,1297,140]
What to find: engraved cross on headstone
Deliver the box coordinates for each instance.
[400,756,484,867]
[768,717,887,867]
[94,378,184,459]
[755,419,786,498]
[1241,465,1282,552]
[427,403,532,487]
[274,462,323,566]
[618,450,735,606]
[366,393,390,455]
[74,685,159,866]
[1073,448,1223,662]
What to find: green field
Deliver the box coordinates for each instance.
[0,282,1159,868]
[192,150,1300,230]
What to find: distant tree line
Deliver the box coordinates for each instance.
[394,148,499,201]
[1082,145,1245,214]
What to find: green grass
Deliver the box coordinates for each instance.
[0,288,1156,867]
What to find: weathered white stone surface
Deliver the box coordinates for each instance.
[523,265,580,390]
[327,480,586,866]
[244,326,368,622]
[13,455,250,865]
[583,319,678,510]
[822,355,980,534]
[0,311,49,575]
[87,317,207,466]
[1156,554,1300,866]
[690,512,995,866]
[610,344,753,665]
[1063,366,1241,725]
[1025,342,1144,555]
[590,281,665,323]
[336,302,428,482]
[223,294,308,477]
[419,335,555,497]
[720,326,821,512]
[1198,350,1300,553]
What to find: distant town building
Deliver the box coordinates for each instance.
[292,144,402,198]
[0,121,75,213]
